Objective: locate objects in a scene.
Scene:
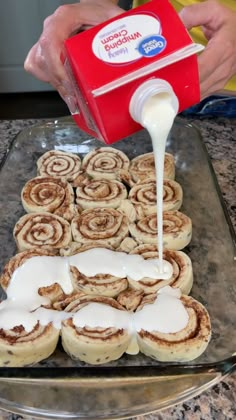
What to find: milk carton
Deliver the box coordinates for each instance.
[64,0,203,144]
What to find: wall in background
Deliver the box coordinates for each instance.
[0,0,74,93]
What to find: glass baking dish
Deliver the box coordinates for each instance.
[0,116,235,419]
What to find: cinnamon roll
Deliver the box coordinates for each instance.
[59,241,114,257]
[81,147,130,180]
[70,265,128,298]
[129,210,192,250]
[75,178,127,210]
[13,212,72,251]
[0,248,58,292]
[129,152,175,183]
[61,295,132,364]
[71,208,129,248]
[128,244,193,295]
[37,150,82,186]
[21,176,79,222]
[129,178,183,219]
[0,321,59,367]
[135,293,211,362]
[117,288,144,311]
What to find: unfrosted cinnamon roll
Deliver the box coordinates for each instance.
[75,178,127,210]
[163,179,183,211]
[70,265,128,298]
[0,321,59,367]
[129,178,183,219]
[129,152,175,183]
[59,241,114,257]
[128,244,193,295]
[135,293,211,362]
[61,295,132,364]
[0,248,58,292]
[129,210,192,250]
[21,176,79,222]
[37,150,82,186]
[81,147,130,180]
[71,208,129,248]
[13,212,72,251]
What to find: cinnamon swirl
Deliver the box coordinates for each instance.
[21,176,79,222]
[59,241,114,257]
[13,213,72,251]
[75,178,127,210]
[71,208,129,248]
[129,178,183,219]
[81,147,130,180]
[0,321,59,367]
[129,152,175,183]
[37,150,82,186]
[128,244,193,295]
[136,294,211,362]
[61,296,132,364]
[129,210,192,250]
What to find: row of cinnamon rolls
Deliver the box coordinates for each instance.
[0,246,211,367]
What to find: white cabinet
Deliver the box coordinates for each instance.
[0,0,75,92]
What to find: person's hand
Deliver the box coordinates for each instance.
[24,1,123,112]
[179,0,236,99]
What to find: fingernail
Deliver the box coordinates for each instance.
[64,95,79,115]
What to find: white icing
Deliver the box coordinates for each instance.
[0,306,38,333]
[70,248,173,280]
[7,256,73,310]
[72,302,133,331]
[134,286,189,333]
[33,307,72,330]
[141,93,177,272]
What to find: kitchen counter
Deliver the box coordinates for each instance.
[0,116,235,420]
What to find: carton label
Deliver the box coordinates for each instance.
[92,14,166,64]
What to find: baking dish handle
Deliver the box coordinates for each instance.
[0,357,235,419]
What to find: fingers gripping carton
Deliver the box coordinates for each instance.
[64,0,203,144]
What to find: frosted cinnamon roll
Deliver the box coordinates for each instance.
[129,210,192,250]
[81,147,130,180]
[13,212,72,251]
[37,150,81,186]
[0,248,58,292]
[128,244,193,295]
[0,320,59,367]
[135,291,211,362]
[21,176,79,222]
[129,152,175,183]
[71,208,129,248]
[61,295,132,364]
[76,178,127,210]
[70,265,128,298]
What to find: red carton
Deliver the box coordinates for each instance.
[64,0,203,144]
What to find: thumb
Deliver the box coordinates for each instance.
[179,0,218,30]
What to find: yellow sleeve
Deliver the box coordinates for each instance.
[133,0,236,93]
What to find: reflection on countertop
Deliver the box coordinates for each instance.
[0,115,235,420]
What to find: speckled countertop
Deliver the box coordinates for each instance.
[0,116,235,420]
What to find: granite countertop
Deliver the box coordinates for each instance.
[0,116,235,420]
